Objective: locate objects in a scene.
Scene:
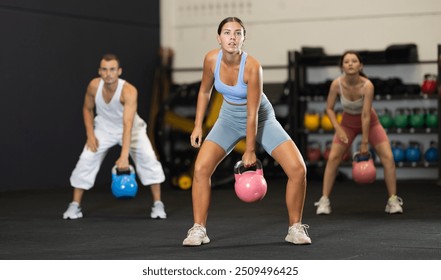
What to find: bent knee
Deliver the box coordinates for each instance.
[380,153,395,168]
[193,163,208,177]
[285,160,307,180]
[327,151,345,164]
[193,161,216,181]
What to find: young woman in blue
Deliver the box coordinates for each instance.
[182,17,311,246]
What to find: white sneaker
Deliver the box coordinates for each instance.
[150,201,167,219]
[63,202,83,220]
[314,196,331,215]
[183,223,210,246]
[285,223,312,245]
[385,195,403,214]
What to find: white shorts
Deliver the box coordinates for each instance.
[70,127,165,190]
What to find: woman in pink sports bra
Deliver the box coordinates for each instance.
[314,51,404,215]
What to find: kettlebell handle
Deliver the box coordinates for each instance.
[234,159,263,175]
[353,151,372,162]
[409,141,421,148]
[112,165,135,175]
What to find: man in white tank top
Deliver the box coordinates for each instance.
[63,54,167,220]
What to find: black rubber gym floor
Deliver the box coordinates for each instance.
[1,177,440,260]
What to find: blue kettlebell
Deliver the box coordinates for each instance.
[424,142,439,163]
[405,141,421,163]
[391,141,406,163]
[111,165,138,199]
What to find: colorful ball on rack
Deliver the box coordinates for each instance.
[304,111,320,131]
[424,145,439,163]
[409,108,425,128]
[405,144,421,163]
[425,109,438,128]
[391,141,405,163]
[378,108,394,129]
[321,114,334,131]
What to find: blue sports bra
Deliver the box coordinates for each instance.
[214,50,248,104]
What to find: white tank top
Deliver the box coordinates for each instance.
[94,78,145,134]
[338,77,365,115]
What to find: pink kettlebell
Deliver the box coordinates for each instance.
[352,152,376,184]
[234,159,267,203]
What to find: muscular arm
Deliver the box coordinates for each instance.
[117,83,138,169]
[326,79,348,143]
[243,56,262,166]
[83,79,99,152]
[360,81,374,154]
[191,51,215,148]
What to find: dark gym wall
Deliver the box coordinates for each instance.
[0,0,160,191]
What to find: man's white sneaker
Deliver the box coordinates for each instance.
[183,223,210,246]
[150,201,167,219]
[385,195,403,214]
[314,196,331,215]
[285,223,312,245]
[63,202,83,220]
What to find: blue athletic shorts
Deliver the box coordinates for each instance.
[205,94,291,155]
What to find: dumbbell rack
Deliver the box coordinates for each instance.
[287,45,441,181]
